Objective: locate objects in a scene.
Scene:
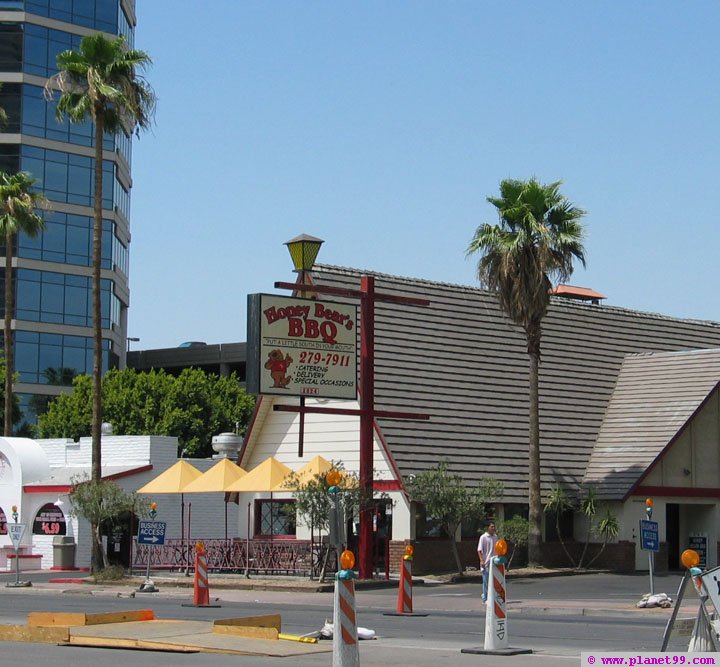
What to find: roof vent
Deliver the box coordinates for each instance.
[551,284,606,305]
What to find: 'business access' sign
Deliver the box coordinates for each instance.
[137,520,166,545]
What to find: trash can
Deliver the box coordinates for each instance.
[52,535,76,569]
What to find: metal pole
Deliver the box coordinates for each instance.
[14,541,20,586]
[145,546,152,583]
[245,502,251,578]
[647,504,654,595]
[649,550,655,595]
[661,571,689,651]
[359,275,375,580]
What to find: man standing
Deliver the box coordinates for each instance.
[477,522,498,603]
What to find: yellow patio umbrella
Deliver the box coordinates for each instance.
[137,460,203,494]
[182,458,248,539]
[225,457,293,493]
[182,458,248,493]
[274,455,333,491]
[225,457,294,565]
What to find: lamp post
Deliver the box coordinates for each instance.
[126,336,140,352]
[278,235,430,579]
[284,234,324,298]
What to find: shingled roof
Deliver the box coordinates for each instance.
[583,348,720,501]
[312,265,720,502]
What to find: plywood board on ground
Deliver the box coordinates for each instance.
[213,614,281,640]
[28,610,155,627]
[0,624,69,643]
[67,619,331,657]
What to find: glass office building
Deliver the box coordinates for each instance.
[0,0,137,428]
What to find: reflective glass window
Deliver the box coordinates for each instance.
[0,23,22,72]
[0,83,21,132]
[16,210,119,269]
[13,329,112,384]
[14,269,119,329]
[15,0,118,34]
[19,145,116,211]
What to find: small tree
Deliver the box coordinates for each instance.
[69,475,149,572]
[584,508,620,569]
[287,464,377,582]
[406,460,503,575]
[496,515,529,570]
[544,484,576,567]
[545,484,620,570]
[287,470,336,581]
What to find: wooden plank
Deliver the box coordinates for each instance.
[68,636,142,650]
[213,615,281,640]
[84,610,156,625]
[28,612,87,627]
[28,610,155,627]
[214,614,281,630]
[0,624,69,643]
[213,624,278,640]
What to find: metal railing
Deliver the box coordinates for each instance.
[131,538,337,577]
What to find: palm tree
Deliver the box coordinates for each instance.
[0,171,47,435]
[467,177,586,565]
[45,34,155,487]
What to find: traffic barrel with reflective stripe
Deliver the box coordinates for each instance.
[193,543,210,606]
[333,575,359,667]
[484,556,508,650]
[396,556,413,613]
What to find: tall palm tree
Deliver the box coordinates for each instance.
[467,177,586,565]
[45,34,155,486]
[0,171,47,435]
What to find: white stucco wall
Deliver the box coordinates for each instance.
[0,435,247,570]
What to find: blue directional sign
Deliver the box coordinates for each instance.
[137,520,167,546]
[640,519,659,552]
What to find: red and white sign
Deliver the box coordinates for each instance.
[248,294,358,399]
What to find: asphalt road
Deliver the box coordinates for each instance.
[0,571,694,667]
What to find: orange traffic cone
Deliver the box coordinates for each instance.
[182,542,220,608]
[384,544,428,617]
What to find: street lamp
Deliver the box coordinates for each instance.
[284,234,324,275]
[127,336,140,352]
[276,236,430,579]
[284,234,324,296]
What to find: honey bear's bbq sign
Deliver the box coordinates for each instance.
[247,293,358,399]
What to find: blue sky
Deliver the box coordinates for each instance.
[128,2,719,350]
